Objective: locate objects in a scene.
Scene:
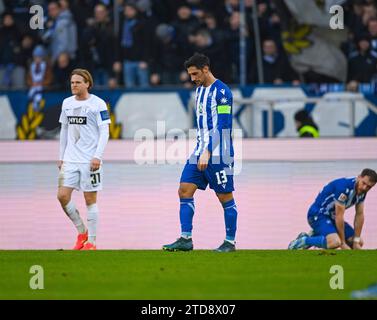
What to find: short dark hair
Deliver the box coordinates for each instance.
[360,168,377,183]
[294,109,310,122]
[184,53,210,70]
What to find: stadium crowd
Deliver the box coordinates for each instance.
[1,0,377,90]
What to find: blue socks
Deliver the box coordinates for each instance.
[180,198,195,238]
[179,197,238,242]
[305,235,327,249]
[223,199,238,242]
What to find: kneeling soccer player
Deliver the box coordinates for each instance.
[288,168,377,250]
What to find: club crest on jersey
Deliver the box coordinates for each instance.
[68,116,87,125]
[81,107,89,113]
[198,103,203,114]
[338,193,347,202]
[220,97,228,104]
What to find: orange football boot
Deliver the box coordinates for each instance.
[82,242,96,250]
[73,231,88,250]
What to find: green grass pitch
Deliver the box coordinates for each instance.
[0,250,376,299]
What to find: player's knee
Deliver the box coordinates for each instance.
[333,239,342,249]
[327,235,341,249]
[178,186,192,198]
[178,187,187,198]
[216,193,233,204]
[57,192,70,206]
[84,193,97,206]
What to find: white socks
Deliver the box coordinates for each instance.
[64,201,99,244]
[64,201,86,234]
[87,203,98,244]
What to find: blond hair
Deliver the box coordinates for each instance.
[70,68,94,90]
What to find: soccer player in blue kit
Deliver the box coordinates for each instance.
[289,168,377,250]
[163,53,238,252]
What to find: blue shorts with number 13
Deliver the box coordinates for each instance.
[180,158,234,194]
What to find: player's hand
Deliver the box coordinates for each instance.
[197,150,211,171]
[90,158,101,172]
[340,243,351,250]
[353,242,362,250]
[58,160,63,170]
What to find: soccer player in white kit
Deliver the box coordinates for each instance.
[57,69,110,250]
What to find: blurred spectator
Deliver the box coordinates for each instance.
[294,109,319,138]
[52,52,74,89]
[347,34,377,83]
[361,1,377,25]
[211,0,239,28]
[0,1,4,16]
[70,0,97,42]
[185,0,206,21]
[41,1,77,63]
[108,59,123,89]
[189,28,232,83]
[265,11,283,44]
[203,12,225,44]
[172,5,200,52]
[341,32,358,58]
[18,34,36,70]
[225,0,239,15]
[133,0,159,32]
[135,0,153,18]
[26,45,53,110]
[245,0,277,41]
[135,0,160,60]
[367,18,377,50]
[150,23,184,86]
[344,0,365,39]
[0,12,25,88]
[225,10,251,84]
[81,3,116,87]
[3,0,377,88]
[117,2,151,88]
[59,0,70,12]
[251,39,299,84]
[151,0,179,23]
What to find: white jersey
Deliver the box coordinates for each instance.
[59,94,111,163]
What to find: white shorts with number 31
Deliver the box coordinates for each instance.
[58,162,103,192]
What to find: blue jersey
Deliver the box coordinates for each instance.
[309,177,366,220]
[193,79,234,162]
